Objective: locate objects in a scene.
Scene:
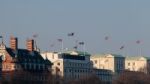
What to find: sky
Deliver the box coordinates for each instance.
[0,0,150,56]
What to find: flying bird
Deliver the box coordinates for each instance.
[105,36,109,40]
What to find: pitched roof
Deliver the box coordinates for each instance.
[126,56,150,61]
[6,47,51,64]
[7,48,40,57]
[91,53,124,58]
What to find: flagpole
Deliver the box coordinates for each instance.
[83,43,85,56]
[79,42,85,56]
[136,40,141,56]
[61,41,64,53]
[140,47,141,56]
[74,40,78,50]
[68,32,75,50]
[104,36,110,54]
[1,37,3,43]
[50,43,54,52]
[139,43,142,56]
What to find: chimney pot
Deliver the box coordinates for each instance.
[10,36,18,50]
[26,39,34,52]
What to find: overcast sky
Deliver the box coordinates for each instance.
[0,0,150,56]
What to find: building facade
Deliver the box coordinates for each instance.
[125,56,150,73]
[0,36,51,72]
[41,51,92,81]
[91,54,125,74]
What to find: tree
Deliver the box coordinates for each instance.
[112,71,150,84]
[68,75,103,84]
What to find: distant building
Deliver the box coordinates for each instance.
[125,56,150,73]
[91,54,125,74]
[41,50,92,81]
[0,36,51,72]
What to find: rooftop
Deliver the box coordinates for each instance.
[126,56,150,61]
[62,50,91,56]
[91,53,124,58]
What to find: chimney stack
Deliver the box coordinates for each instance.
[10,36,18,50]
[26,39,34,52]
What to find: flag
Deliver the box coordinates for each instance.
[68,32,74,36]
[105,36,109,40]
[73,46,78,49]
[136,40,141,44]
[120,46,124,50]
[79,42,84,45]
[33,34,38,38]
[57,39,62,42]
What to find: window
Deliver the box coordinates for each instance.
[69,69,72,72]
[40,65,43,70]
[38,64,41,70]
[133,62,135,66]
[95,60,97,64]
[57,63,60,66]
[80,70,82,73]
[34,64,36,70]
[64,69,67,72]
[128,63,130,66]
[24,59,27,62]
[42,64,45,70]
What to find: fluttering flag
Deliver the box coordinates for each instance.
[120,46,124,50]
[105,36,109,40]
[33,34,38,38]
[68,32,74,36]
[136,40,141,44]
[73,46,78,49]
[79,42,84,45]
[57,39,63,42]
